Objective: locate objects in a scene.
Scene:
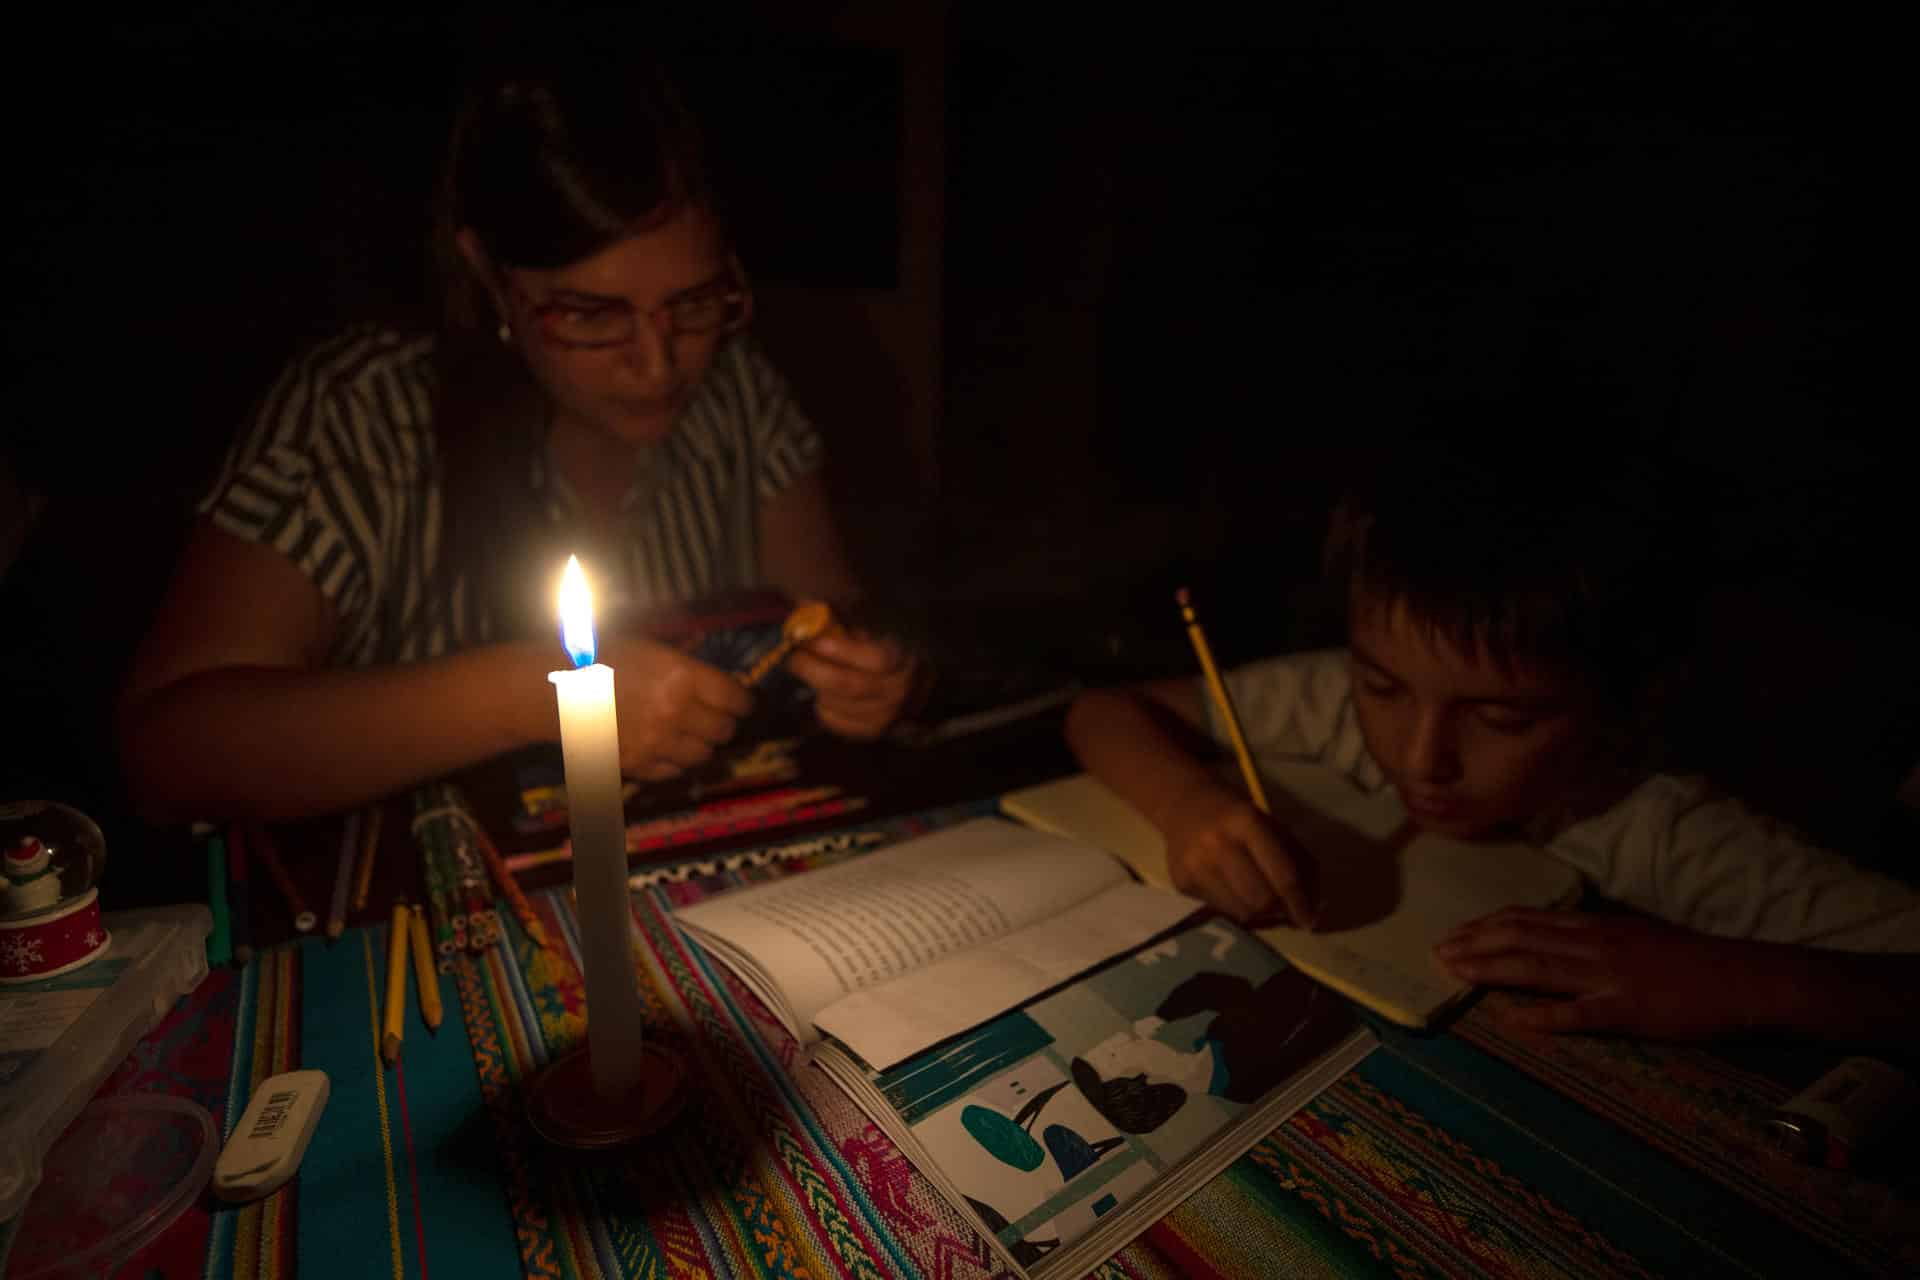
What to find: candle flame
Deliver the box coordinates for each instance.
[557,555,596,667]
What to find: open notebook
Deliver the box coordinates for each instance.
[1001,767,1582,1028]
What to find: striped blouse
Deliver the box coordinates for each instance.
[201,325,823,666]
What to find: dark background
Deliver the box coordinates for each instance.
[3,4,1912,896]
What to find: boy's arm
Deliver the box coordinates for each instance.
[1065,684,1319,927]
[1435,907,1920,1048]
[1762,945,1920,1047]
[1064,681,1219,836]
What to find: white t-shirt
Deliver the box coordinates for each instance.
[1211,650,1920,953]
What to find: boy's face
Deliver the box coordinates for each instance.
[1348,595,1599,839]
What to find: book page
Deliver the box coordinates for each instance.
[1002,768,1580,1027]
[813,917,1373,1279]
[673,817,1136,1038]
[814,879,1201,1069]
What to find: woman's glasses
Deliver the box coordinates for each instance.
[512,272,748,349]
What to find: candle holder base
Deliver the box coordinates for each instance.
[525,1042,687,1149]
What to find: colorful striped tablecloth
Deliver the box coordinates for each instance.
[94,801,1920,1279]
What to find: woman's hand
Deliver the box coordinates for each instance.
[787,626,917,740]
[1435,908,1769,1040]
[1163,780,1319,929]
[601,635,752,780]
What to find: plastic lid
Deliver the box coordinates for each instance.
[5,1094,216,1279]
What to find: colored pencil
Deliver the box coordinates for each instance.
[1175,586,1271,814]
[250,823,317,933]
[420,826,458,960]
[504,785,845,872]
[325,811,361,941]
[202,827,231,968]
[407,904,442,1032]
[410,788,459,947]
[473,821,550,949]
[227,823,254,967]
[382,901,409,1065]
[351,803,384,911]
[448,826,493,950]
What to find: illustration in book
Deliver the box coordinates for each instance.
[844,917,1355,1266]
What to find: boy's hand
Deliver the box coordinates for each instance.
[1435,908,1765,1040]
[788,626,917,741]
[1163,781,1319,929]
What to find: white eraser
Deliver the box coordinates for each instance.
[212,1069,330,1202]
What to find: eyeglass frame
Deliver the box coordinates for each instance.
[500,258,752,350]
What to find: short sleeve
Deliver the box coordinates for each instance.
[728,336,824,500]
[1213,650,1387,793]
[198,330,429,662]
[1549,775,1920,951]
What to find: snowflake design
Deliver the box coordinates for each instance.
[84,928,105,948]
[1,932,45,974]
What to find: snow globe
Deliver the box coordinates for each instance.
[0,801,111,984]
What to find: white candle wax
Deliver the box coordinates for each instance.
[549,562,647,1101]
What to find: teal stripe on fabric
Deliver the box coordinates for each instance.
[1363,1020,1845,1280]
[396,953,521,1279]
[297,931,409,1279]
[202,962,260,1280]
[297,930,520,1280]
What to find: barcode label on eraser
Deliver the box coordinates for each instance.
[249,1089,299,1139]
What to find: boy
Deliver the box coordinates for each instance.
[1067,443,1920,1045]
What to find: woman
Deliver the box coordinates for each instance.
[119,39,917,822]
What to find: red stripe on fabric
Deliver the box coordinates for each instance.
[394,1050,433,1280]
[1139,1221,1232,1280]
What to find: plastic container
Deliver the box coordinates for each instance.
[2,1093,216,1278]
[0,903,210,1223]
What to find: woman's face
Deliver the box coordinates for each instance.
[1348,594,1601,839]
[495,205,740,447]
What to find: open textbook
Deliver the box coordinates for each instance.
[1001,765,1583,1028]
[672,817,1375,1278]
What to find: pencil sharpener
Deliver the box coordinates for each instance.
[0,800,111,983]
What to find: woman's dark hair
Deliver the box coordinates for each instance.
[1323,407,1702,719]
[429,34,715,642]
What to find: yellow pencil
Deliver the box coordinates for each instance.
[352,804,385,912]
[382,900,409,1064]
[1176,587,1271,814]
[407,903,443,1032]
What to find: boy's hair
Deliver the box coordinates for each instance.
[1323,424,1700,710]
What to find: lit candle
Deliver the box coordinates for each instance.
[549,556,648,1100]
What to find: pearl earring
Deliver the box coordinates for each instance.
[496,319,513,345]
